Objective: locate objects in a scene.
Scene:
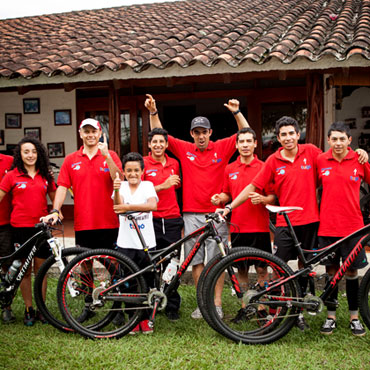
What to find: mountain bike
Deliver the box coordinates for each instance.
[200,205,370,344]
[0,221,85,332]
[57,212,232,339]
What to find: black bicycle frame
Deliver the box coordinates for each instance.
[100,216,226,304]
[250,221,370,309]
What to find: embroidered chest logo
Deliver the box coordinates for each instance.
[301,158,311,170]
[229,171,239,180]
[71,162,82,171]
[99,160,109,173]
[212,152,222,164]
[146,169,157,177]
[16,182,27,189]
[186,152,197,161]
[350,168,359,182]
[321,167,332,176]
[276,166,286,176]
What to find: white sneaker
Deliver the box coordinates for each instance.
[216,306,224,319]
[191,307,203,319]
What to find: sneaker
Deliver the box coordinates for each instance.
[129,324,140,335]
[2,307,16,324]
[140,320,153,334]
[191,307,203,319]
[112,311,125,326]
[231,308,248,324]
[24,307,36,326]
[36,310,48,324]
[350,319,366,337]
[295,314,309,331]
[216,306,224,319]
[76,307,96,323]
[320,318,336,335]
[165,310,180,321]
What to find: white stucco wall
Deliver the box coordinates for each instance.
[0,89,77,204]
[336,87,370,152]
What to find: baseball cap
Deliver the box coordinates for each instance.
[190,116,211,130]
[79,118,101,130]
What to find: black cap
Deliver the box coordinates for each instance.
[190,116,211,130]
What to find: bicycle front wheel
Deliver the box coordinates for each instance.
[359,267,370,330]
[202,248,301,345]
[34,247,87,333]
[57,248,148,339]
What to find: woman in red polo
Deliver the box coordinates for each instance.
[0,137,56,326]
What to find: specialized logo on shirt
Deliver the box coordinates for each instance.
[186,152,197,161]
[145,169,157,177]
[71,162,82,171]
[276,166,286,175]
[16,182,27,189]
[228,171,239,180]
[212,153,222,164]
[301,158,311,170]
[350,168,359,182]
[321,167,332,176]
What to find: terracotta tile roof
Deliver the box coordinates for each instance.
[0,0,369,79]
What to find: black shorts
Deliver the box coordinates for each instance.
[12,227,51,260]
[153,217,183,250]
[0,224,14,266]
[318,236,368,270]
[75,228,118,250]
[274,222,319,262]
[231,232,272,270]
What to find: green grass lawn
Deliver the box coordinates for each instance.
[1,285,370,370]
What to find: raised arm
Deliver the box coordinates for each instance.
[98,133,124,180]
[224,99,250,130]
[145,94,163,129]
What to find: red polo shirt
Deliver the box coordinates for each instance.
[57,147,122,231]
[223,156,272,233]
[0,168,56,227]
[318,148,370,237]
[0,154,13,226]
[143,153,181,219]
[252,144,321,227]
[168,134,237,213]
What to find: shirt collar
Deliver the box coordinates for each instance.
[324,147,356,161]
[194,140,214,152]
[236,155,259,167]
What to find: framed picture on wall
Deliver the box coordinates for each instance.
[5,113,22,128]
[54,109,72,125]
[47,142,65,158]
[24,127,41,141]
[23,98,40,114]
[0,130,4,145]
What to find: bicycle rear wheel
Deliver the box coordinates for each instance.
[359,267,370,330]
[34,247,86,333]
[202,248,301,345]
[57,248,148,339]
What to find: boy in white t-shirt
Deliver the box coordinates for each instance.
[113,152,158,334]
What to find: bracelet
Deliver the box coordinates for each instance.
[114,189,119,192]
[50,209,60,215]
[150,111,158,116]
[225,204,232,212]
[232,109,240,116]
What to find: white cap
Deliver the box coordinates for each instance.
[79,118,101,130]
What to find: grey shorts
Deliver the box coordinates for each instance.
[183,213,228,266]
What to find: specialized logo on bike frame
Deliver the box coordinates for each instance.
[71,162,82,171]
[145,169,157,177]
[301,158,311,170]
[186,152,197,161]
[16,181,27,189]
[212,153,222,164]
[276,166,286,175]
[321,167,332,176]
[350,168,360,182]
[228,171,239,180]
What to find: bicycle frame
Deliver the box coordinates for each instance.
[250,214,370,311]
[97,214,227,305]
